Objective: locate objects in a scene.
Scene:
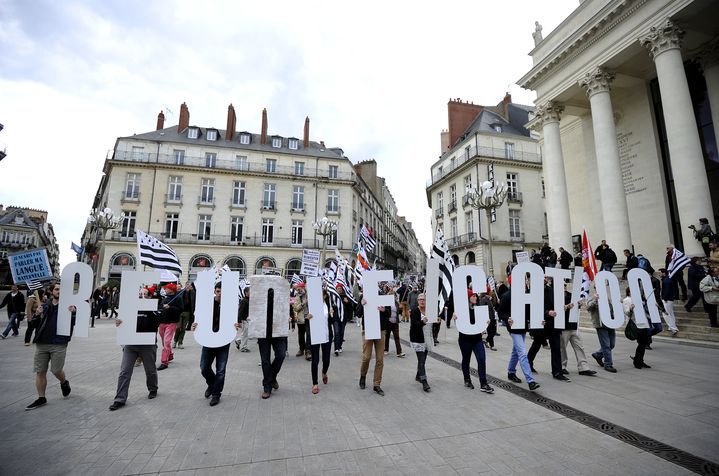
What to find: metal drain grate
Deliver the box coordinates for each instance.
[399,338,719,475]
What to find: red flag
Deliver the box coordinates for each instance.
[581,229,598,281]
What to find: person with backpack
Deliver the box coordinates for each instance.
[690,218,715,257]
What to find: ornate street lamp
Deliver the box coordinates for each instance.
[87,207,125,289]
[312,216,337,273]
[465,180,508,278]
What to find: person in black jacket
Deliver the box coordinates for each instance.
[157,283,183,370]
[109,286,162,410]
[25,283,76,411]
[527,278,568,381]
[357,287,389,396]
[1,284,26,338]
[621,249,639,280]
[452,292,494,393]
[191,283,241,406]
[558,247,573,270]
[174,281,195,349]
[685,257,707,312]
[497,282,540,391]
[409,294,432,392]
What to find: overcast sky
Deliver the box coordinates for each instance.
[0,0,578,269]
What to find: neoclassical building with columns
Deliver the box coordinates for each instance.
[519,0,718,264]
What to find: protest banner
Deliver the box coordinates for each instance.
[8,248,52,284]
[300,249,321,276]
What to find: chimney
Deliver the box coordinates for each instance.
[178,102,190,133]
[156,111,165,131]
[502,92,512,119]
[447,99,483,148]
[440,129,450,153]
[226,104,236,141]
[303,116,310,148]
[260,108,268,145]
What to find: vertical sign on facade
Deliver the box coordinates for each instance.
[488,163,496,223]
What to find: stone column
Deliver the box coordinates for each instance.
[640,20,715,255]
[579,67,632,252]
[533,101,572,252]
[698,40,719,164]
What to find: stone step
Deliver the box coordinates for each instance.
[657,331,719,342]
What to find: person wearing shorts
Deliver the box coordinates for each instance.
[26,284,76,411]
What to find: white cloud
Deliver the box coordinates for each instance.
[0,0,578,269]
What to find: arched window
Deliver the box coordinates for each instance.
[189,254,214,281]
[255,256,278,275]
[465,251,475,265]
[285,258,302,278]
[452,254,460,267]
[108,252,136,283]
[223,256,246,276]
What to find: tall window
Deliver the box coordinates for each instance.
[174,149,185,165]
[205,152,217,168]
[263,183,276,209]
[125,173,140,199]
[327,189,339,212]
[450,217,457,238]
[294,161,305,175]
[465,211,474,236]
[200,178,215,203]
[230,216,243,243]
[437,192,444,209]
[292,186,304,210]
[198,215,212,241]
[261,218,274,244]
[449,185,457,209]
[236,155,248,171]
[131,146,144,161]
[506,172,518,199]
[504,142,515,159]
[326,230,337,247]
[266,159,277,173]
[121,211,136,238]
[464,174,472,191]
[167,176,182,201]
[289,138,299,150]
[232,181,246,206]
[165,213,179,239]
[541,177,546,198]
[291,220,303,246]
[328,165,338,179]
[509,210,521,238]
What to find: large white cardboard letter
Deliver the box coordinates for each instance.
[248,275,290,338]
[568,267,584,326]
[544,267,572,329]
[424,258,440,322]
[362,270,394,340]
[595,270,624,329]
[627,268,659,328]
[117,270,161,345]
[452,265,488,334]
[57,263,93,337]
[193,269,240,348]
[307,276,329,344]
[509,262,544,330]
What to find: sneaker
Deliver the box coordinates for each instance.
[338,349,343,354]
[383,351,389,355]
[108,402,125,411]
[335,350,340,356]
[397,352,406,358]
[480,383,494,394]
[61,380,71,397]
[604,365,617,373]
[671,330,678,337]
[422,380,431,392]
[178,344,184,349]
[157,364,168,371]
[240,348,250,353]
[359,376,366,389]
[578,370,597,376]
[25,397,47,411]
[296,350,303,357]
[464,380,475,389]
[489,347,497,351]
[271,379,279,390]
[209,396,220,406]
[24,342,30,346]
[373,386,385,396]
[507,373,522,383]
[530,366,538,373]
[148,390,157,399]
[528,382,540,391]
[553,374,571,382]
[561,369,569,375]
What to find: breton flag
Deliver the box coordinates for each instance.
[26,279,44,291]
[580,229,598,298]
[239,278,250,296]
[430,227,455,315]
[359,224,376,252]
[291,273,303,286]
[667,248,690,279]
[136,230,182,275]
[70,242,83,255]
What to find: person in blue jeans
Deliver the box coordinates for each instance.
[497,285,540,391]
[1,285,25,338]
[586,294,617,373]
[191,283,241,407]
[452,292,494,393]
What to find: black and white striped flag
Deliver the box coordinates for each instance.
[667,248,690,279]
[359,224,376,252]
[291,274,303,286]
[136,230,182,275]
[430,227,455,315]
[26,280,44,291]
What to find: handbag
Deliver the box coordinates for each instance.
[705,291,719,306]
[624,318,638,341]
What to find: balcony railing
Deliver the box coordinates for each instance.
[197,196,216,208]
[507,191,523,204]
[111,232,345,249]
[165,193,182,206]
[510,232,525,242]
[326,205,341,215]
[448,200,457,213]
[111,150,357,181]
[427,145,542,186]
[230,199,247,209]
[446,232,479,249]
[261,200,277,211]
[121,191,140,203]
[435,206,443,218]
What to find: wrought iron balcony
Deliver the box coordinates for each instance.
[121,191,140,203]
[510,232,525,242]
[446,232,479,249]
[435,206,443,218]
[164,193,182,206]
[428,145,542,186]
[507,191,523,204]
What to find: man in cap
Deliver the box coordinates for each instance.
[157,283,183,370]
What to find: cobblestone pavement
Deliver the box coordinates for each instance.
[0,315,716,475]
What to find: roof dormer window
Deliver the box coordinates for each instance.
[239,132,251,145]
[272,136,282,148]
[288,138,299,150]
[493,124,503,133]
[206,129,217,141]
[188,127,199,139]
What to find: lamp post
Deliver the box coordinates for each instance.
[465,181,508,278]
[312,216,338,273]
[87,207,125,289]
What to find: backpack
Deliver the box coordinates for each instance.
[637,256,654,275]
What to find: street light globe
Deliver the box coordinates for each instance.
[481,181,493,191]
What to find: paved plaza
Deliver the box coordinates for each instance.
[0,315,718,476]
